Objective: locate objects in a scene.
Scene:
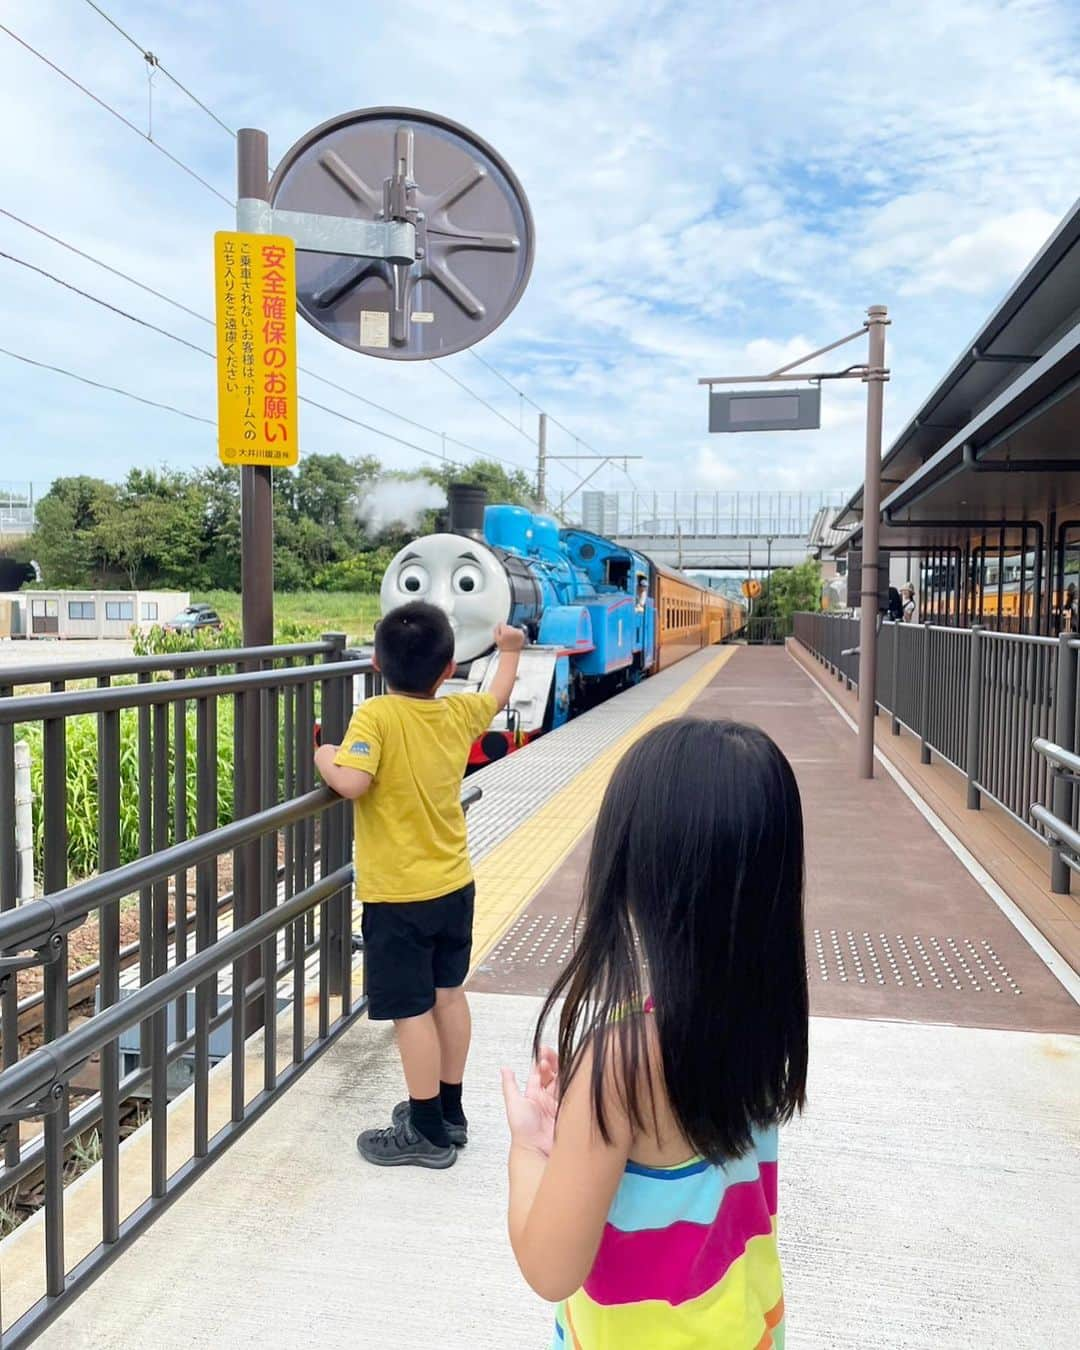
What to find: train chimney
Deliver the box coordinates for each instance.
[446,483,487,540]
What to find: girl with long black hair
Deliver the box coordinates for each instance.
[502,718,809,1348]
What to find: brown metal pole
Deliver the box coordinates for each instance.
[237,128,274,650]
[235,127,272,1032]
[857,305,889,779]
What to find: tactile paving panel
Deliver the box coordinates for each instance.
[487,912,577,975]
[809,929,1023,996]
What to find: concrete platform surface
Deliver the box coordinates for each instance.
[36,996,1080,1349]
[475,648,1080,1034]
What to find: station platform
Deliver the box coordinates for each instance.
[9,644,1080,1348]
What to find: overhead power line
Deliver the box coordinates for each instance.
[430,361,536,446]
[464,348,638,490]
[81,0,236,137]
[0,248,551,473]
[0,23,613,487]
[0,222,537,474]
[0,346,214,426]
[0,22,233,206]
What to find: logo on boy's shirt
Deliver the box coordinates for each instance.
[349,741,371,755]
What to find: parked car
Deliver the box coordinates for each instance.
[164,603,223,633]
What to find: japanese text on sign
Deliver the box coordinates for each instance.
[214,232,298,467]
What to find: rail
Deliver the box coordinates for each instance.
[794,615,1080,893]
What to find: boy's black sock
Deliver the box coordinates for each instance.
[408,1095,450,1148]
[439,1080,466,1127]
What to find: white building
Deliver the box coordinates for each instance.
[0,589,190,639]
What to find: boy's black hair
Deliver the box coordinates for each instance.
[535,718,808,1161]
[375,602,455,694]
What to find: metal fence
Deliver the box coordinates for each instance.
[0,483,41,538]
[745,616,793,646]
[793,614,1079,891]
[580,489,848,539]
[0,639,401,1344]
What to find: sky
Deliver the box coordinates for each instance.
[1,0,1079,511]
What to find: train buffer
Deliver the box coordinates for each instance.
[0,639,1077,1349]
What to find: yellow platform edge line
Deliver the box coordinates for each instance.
[468,645,738,973]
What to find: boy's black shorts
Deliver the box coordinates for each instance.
[361,882,475,1021]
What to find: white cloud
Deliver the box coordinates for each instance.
[0,0,1078,507]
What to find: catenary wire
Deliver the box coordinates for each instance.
[0,23,233,206]
[0,232,540,475]
[0,346,215,426]
[81,0,236,137]
[1,28,614,487]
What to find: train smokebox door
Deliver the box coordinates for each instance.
[845,551,890,613]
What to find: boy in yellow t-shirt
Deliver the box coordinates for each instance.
[315,600,524,1169]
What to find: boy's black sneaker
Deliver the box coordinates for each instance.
[391,1100,467,1148]
[356,1117,456,1169]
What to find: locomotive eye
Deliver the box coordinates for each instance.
[398,563,429,596]
[452,563,485,595]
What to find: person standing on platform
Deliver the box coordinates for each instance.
[902,584,917,622]
[502,719,808,1348]
[316,601,524,1169]
[1061,583,1077,633]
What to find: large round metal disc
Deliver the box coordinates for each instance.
[268,107,534,360]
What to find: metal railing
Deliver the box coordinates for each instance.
[744,615,793,646]
[794,614,1080,891]
[1031,740,1080,894]
[0,639,401,1343]
[0,638,361,1060]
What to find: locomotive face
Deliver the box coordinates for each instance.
[380,533,512,663]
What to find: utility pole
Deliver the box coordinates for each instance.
[857,305,889,779]
[537,411,547,508]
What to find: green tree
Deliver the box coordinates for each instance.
[755,560,822,620]
[94,469,207,588]
[421,459,535,510]
[197,467,242,591]
[33,476,118,585]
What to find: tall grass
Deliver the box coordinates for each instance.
[17,698,237,883]
[197,591,380,645]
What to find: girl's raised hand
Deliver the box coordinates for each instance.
[501,1055,559,1157]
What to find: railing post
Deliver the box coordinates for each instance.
[919,625,932,764]
[321,634,349,997]
[965,626,985,810]
[1050,633,1077,893]
[890,622,901,735]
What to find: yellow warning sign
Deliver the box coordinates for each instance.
[214,231,298,466]
[742,578,762,599]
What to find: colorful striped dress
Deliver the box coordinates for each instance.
[552,1124,784,1348]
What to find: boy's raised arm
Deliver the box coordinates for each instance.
[488,624,525,711]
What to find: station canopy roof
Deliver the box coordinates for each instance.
[836,196,1080,555]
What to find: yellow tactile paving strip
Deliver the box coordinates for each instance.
[468,646,737,972]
